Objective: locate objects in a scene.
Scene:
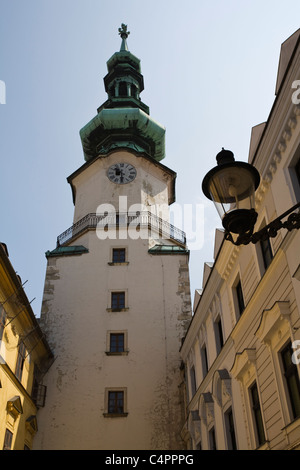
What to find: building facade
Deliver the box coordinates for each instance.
[0,242,53,450]
[180,29,300,450]
[33,25,192,450]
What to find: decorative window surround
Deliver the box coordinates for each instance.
[231,349,269,449]
[254,105,300,210]
[255,301,291,348]
[188,410,201,444]
[212,369,232,408]
[26,415,38,436]
[7,396,23,420]
[231,349,256,384]
[255,301,299,432]
[199,392,214,427]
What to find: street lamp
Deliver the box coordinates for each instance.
[202,148,300,245]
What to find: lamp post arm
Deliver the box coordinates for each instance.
[225,202,300,246]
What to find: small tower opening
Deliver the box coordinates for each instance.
[109,86,115,98]
[131,84,138,99]
[119,81,127,97]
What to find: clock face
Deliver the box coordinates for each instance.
[107,163,137,184]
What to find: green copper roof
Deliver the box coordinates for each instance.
[45,245,89,258]
[148,245,189,255]
[80,107,165,162]
[79,24,165,162]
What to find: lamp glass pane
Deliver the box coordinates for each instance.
[208,165,256,217]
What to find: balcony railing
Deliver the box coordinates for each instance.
[56,212,186,247]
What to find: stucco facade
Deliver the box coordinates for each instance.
[34,150,191,450]
[180,29,300,450]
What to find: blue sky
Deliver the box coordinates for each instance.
[0,0,299,316]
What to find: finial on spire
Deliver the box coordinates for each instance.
[118,23,130,51]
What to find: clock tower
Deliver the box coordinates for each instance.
[35,25,192,450]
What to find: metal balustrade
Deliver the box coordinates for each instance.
[56,212,186,246]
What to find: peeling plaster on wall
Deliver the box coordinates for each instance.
[146,257,191,450]
[177,259,192,332]
[142,179,153,196]
[40,259,60,346]
[148,377,185,450]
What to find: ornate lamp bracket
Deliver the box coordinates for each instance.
[225,202,300,246]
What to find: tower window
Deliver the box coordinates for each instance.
[108,391,124,414]
[112,248,126,263]
[119,82,127,97]
[111,292,125,310]
[104,388,128,417]
[110,333,125,353]
[131,84,138,99]
[109,86,115,98]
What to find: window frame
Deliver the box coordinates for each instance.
[295,157,300,187]
[224,406,237,450]
[113,248,126,263]
[189,365,197,397]
[208,426,217,450]
[110,291,126,311]
[103,387,128,417]
[255,218,274,275]
[109,247,128,265]
[232,274,245,319]
[235,280,245,315]
[0,306,6,342]
[110,333,124,353]
[280,341,300,420]
[286,145,300,203]
[108,390,124,414]
[200,344,209,378]
[214,315,224,354]
[260,236,273,271]
[231,348,268,448]
[3,428,13,450]
[15,341,26,382]
[249,381,266,447]
[106,331,129,356]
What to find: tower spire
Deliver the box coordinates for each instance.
[79,25,165,162]
[118,23,130,51]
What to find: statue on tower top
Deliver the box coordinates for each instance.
[118,23,130,39]
[118,24,130,51]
